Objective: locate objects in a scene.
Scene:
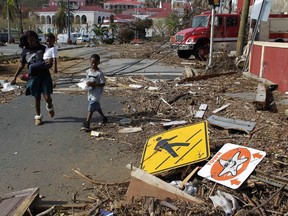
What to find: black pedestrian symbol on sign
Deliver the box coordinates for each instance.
[154,136,189,157]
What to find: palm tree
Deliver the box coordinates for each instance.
[55,0,74,35]
[14,0,23,34]
[55,1,67,34]
[2,0,16,43]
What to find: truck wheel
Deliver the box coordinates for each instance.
[194,43,209,61]
[177,50,192,59]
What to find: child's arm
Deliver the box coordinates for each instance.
[53,57,58,73]
[86,82,105,88]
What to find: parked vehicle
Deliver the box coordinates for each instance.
[257,14,288,42]
[0,33,15,44]
[173,1,288,60]
[172,12,240,60]
[76,34,90,44]
[57,33,80,44]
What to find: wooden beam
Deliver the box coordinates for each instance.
[0,187,39,216]
[125,165,205,205]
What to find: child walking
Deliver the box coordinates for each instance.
[20,33,58,82]
[29,33,58,75]
[81,54,107,131]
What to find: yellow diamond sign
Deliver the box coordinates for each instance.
[140,121,210,174]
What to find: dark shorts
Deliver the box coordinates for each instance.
[88,100,101,112]
[26,75,53,97]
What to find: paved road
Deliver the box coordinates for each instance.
[0,45,185,200]
[0,93,134,200]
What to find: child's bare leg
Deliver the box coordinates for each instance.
[35,96,41,116]
[86,111,93,123]
[43,94,53,108]
[98,108,105,118]
[43,94,54,117]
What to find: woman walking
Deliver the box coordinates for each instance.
[11,30,56,126]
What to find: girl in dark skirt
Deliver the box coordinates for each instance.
[11,30,56,126]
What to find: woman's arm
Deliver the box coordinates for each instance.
[11,62,25,84]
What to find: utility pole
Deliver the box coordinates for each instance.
[207,6,215,68]
[67,0,72,44]
[7,0,12,43]
[236,0,250,57]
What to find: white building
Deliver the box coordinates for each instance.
[31,0,112,34]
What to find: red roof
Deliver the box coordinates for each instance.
[34,5,108,13]
[105,0,144,5]
[149,10,173,19]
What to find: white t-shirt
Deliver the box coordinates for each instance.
[86,68,106,102]
[43,46,58,60]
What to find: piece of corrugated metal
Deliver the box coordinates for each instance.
[207,115,256,133]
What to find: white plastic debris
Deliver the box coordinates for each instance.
[129,84,142,89]
[170,180,197,196]
[146,86,159,91]
[209,190,239,216]
[76,79,92,91]
[1,83,18,93]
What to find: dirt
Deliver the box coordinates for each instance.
[0,42,288,215]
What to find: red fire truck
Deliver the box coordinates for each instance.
[172,11,241,60]
[172,0,288,60]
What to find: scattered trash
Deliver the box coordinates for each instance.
[162,120,187,127]
[195,104,208,118]
[207,115,256,133]
[118,127,143,133]
[100,209,113,216]
[119,118,132,125]
[209,190,239,216]
[170,181,197,196]
[146,86,159,91]
[90,131,107,137]
[212,103,231,114]
[1,83,19,94]
[129,84,142,89]
[125,164,204,204]
[76,79,92,91]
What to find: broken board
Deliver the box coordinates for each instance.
[125,165,204,204]
[0,187,39,216]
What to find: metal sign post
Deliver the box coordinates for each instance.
[207,6,215,68]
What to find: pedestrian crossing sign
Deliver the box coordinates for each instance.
[140,121,210,174]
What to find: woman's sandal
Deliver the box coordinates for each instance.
[46,103,55,118]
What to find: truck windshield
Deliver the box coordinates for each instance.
[192,16,209,28]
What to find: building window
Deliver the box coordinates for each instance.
[81,15,87,24]
[47,16,51,24]
[75,15,80,24]
[41,16,45,24]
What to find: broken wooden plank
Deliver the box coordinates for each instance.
[0,187,39,216]
[125,165,205,205]
[254,83,267,110]
[162,120,187,127]
[212,103,230,114]
[207,115,256,133]
[118,127,143,133]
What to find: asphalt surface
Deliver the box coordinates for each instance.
[0,93,136,200]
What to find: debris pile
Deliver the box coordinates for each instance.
[0,42,287,215]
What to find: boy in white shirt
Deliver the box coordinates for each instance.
[81,54,107,131]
